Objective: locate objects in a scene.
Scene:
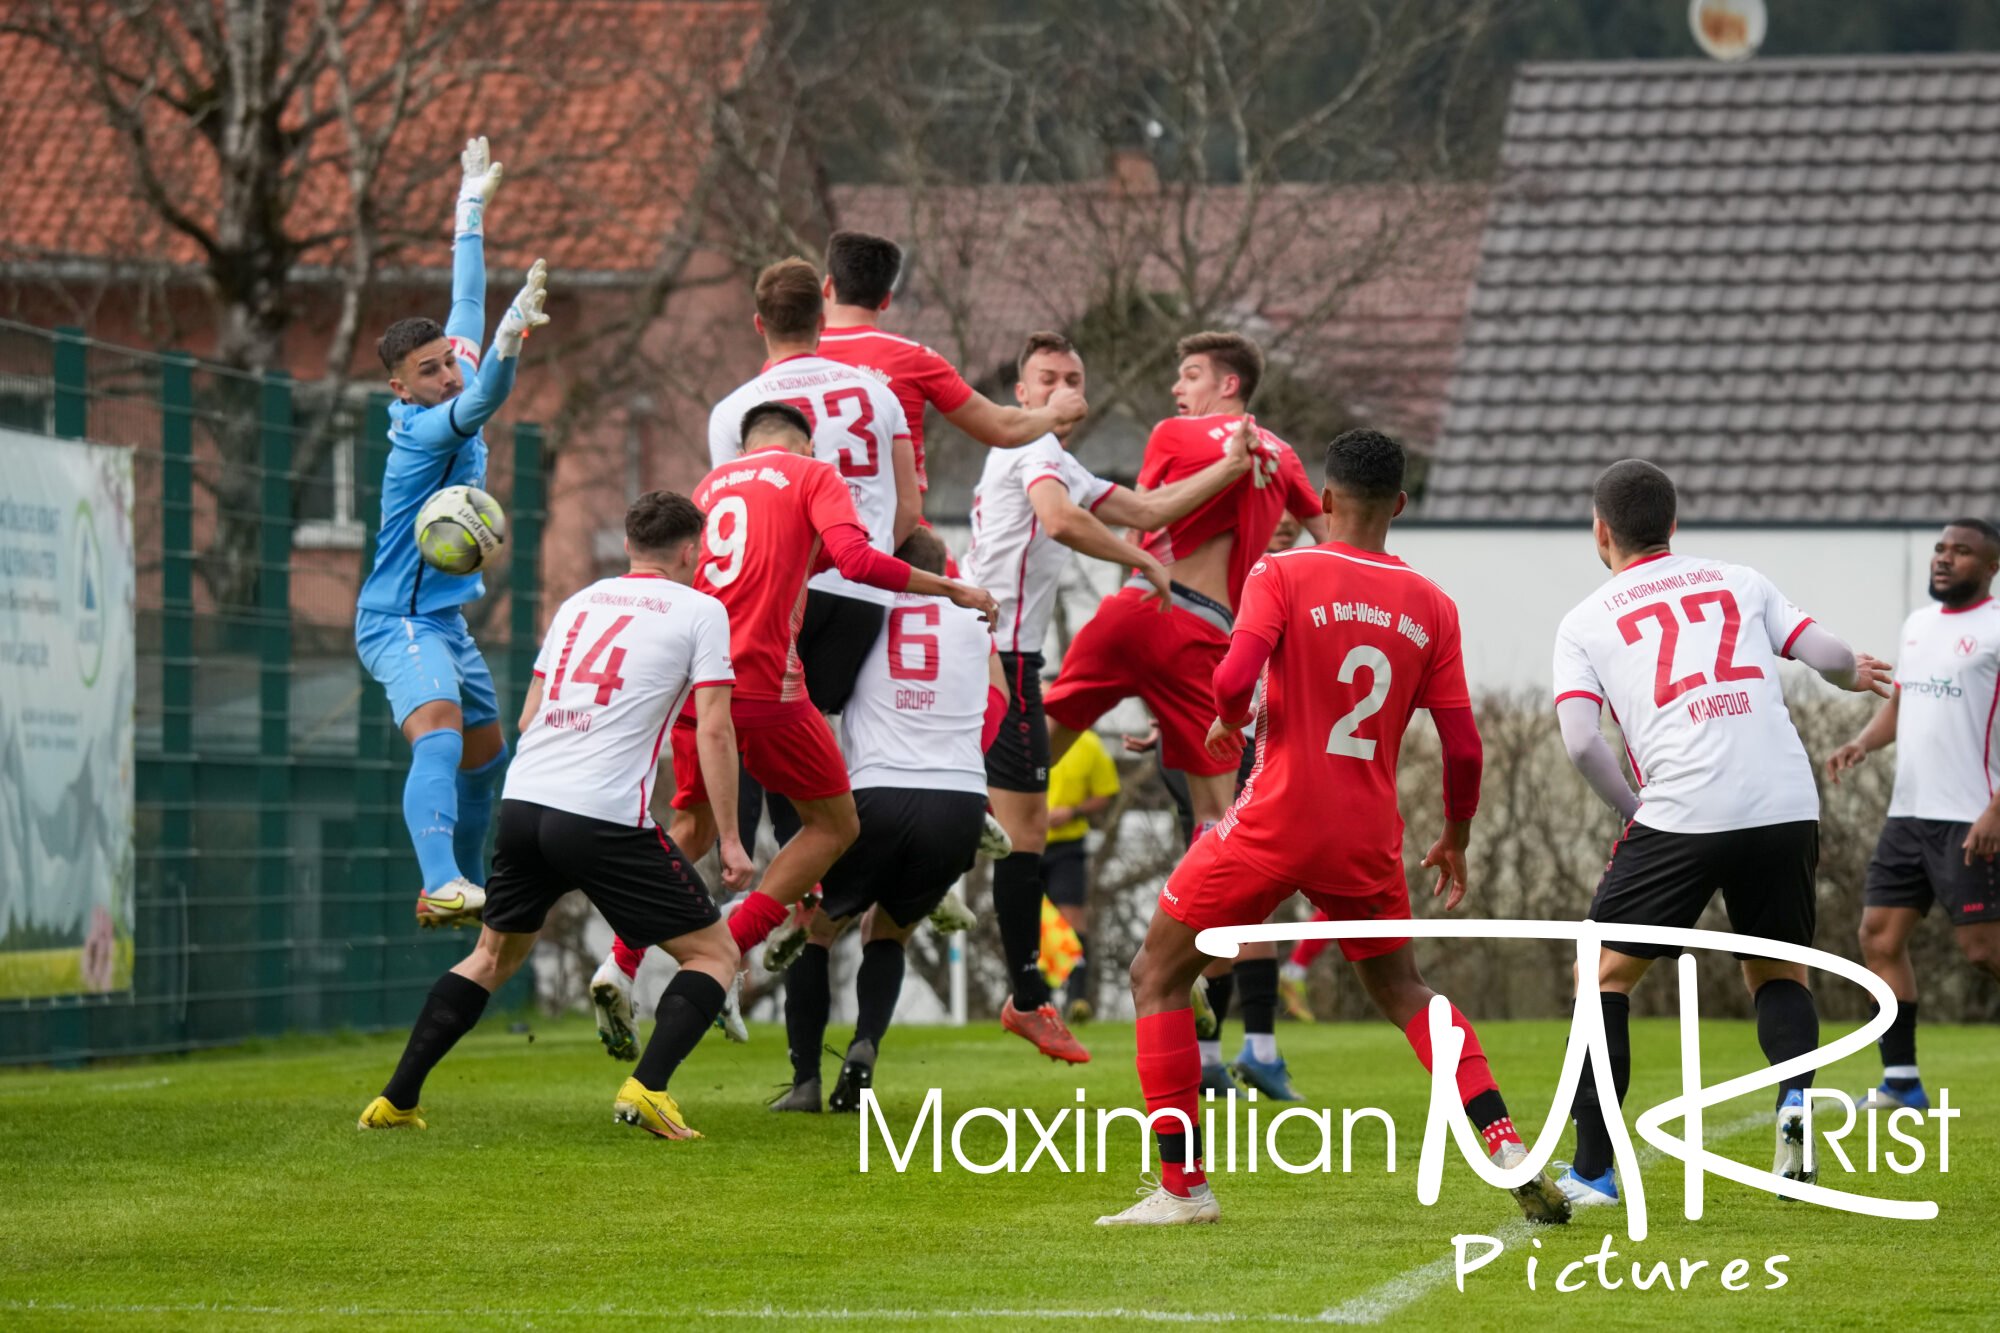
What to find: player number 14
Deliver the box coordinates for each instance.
[1326,644,1392,760]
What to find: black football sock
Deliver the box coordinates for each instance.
[768,792,802,848]
[1066,933,1092,1010]
[1870,997,1921,1088]
[992,851,1052,1010]
[785,943,832,1085]
[736,761,765,854]
[1467,1087,1510,1136]
[854,938,905,1052]
[1237,957,1277,1057]
[633,970,726,1092]
[1570,991,1630,1181]
[382,971,489,1109]
[1207,970,1235,1029]
[1755,978,1819,1109]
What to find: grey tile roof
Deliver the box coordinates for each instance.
[1420,55,2000,524]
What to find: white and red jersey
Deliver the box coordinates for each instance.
[814,326,975,491]
[1217,543,1469,890]
[1552,552,1819,834]
[1136,414,1320,607]
[1888,597,2000,822]
[506,574,733,828]
[961,433,1116,655]
[691,446,867,704]
[708,354,911,607]
[842,593,995,796]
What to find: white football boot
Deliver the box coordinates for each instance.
[715,971,749,1044]
[978,812,1014,860]
[928,887,977,933]
[1775,1088,1815,1194]
[589,954,639,1062]
[414,877,485,929]
[1493,1140,1572,1224]
[1095,1174,1219,1226]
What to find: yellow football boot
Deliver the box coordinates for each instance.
[1279,973,1316,1023]
[357,1096,426,1130]
[613,1078,702,1140]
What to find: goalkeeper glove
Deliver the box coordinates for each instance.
[455,135,504,238]
[494,259,550,360]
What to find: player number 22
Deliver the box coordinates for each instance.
[1326,645,1392,760]
[703,494,749,587]
[1616,590,1764,708]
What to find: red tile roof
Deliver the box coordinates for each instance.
[0,1,761,278]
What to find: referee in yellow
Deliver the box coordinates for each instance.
[1042,727,1120,1021]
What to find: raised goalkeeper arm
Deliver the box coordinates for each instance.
[444,137,503,356]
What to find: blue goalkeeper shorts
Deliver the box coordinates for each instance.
[355,608,500,729]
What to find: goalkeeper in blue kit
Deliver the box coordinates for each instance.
[355,136,551,928]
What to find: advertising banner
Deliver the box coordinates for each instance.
[0,427,135,997]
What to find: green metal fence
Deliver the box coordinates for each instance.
[0,319,541,1064]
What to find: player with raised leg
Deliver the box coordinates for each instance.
[1097,430,1567,1227]
[355,137,549,929]
[963,331,1258,1062]
[770,529,1007,1111]
[1551,460,1892,1206]
[358,492,755,1137]
[1827,518,2000,1113]
[1043,332,1326,848]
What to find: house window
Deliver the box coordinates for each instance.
[293,391,365,550]
[0,374,51,434]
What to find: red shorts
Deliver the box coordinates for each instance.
[1159,829,1410,962]
[1043,588,1242,777]
[670,700,851,810]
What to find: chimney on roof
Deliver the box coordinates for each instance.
[1111,147,1159,197]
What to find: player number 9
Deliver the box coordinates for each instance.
[704,495,749,587]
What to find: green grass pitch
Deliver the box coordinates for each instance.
[1,1014,1993,1330]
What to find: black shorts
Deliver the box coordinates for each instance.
[1587,820,1818,960]
[820,788,988,926]
[986,651,1050,793]
[1043,837,1089,907]
[1864,817,2000,923]
[484,800,720,943]
[796,590,886,714]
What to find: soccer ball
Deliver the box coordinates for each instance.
[415,485,507,575]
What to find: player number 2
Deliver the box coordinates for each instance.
[704,495,749,587]
[887,604,940,680]
[1326,645,1392,760]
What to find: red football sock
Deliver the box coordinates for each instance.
[728,890,789,952]
[611,938,645,979]
[1288,914,1334,970]
[1134,1008,1206,1196]
[1402,1002,1501,1106]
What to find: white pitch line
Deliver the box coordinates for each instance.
[1316,1105,1774,1325]
[0,1300,1333,1325]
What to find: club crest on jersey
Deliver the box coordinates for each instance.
[1956,635,1977,657]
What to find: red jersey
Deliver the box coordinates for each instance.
[1216,542,1470,891]
[815,326,975,491]
[1135,413,1320,606]
[691,446,866,703]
